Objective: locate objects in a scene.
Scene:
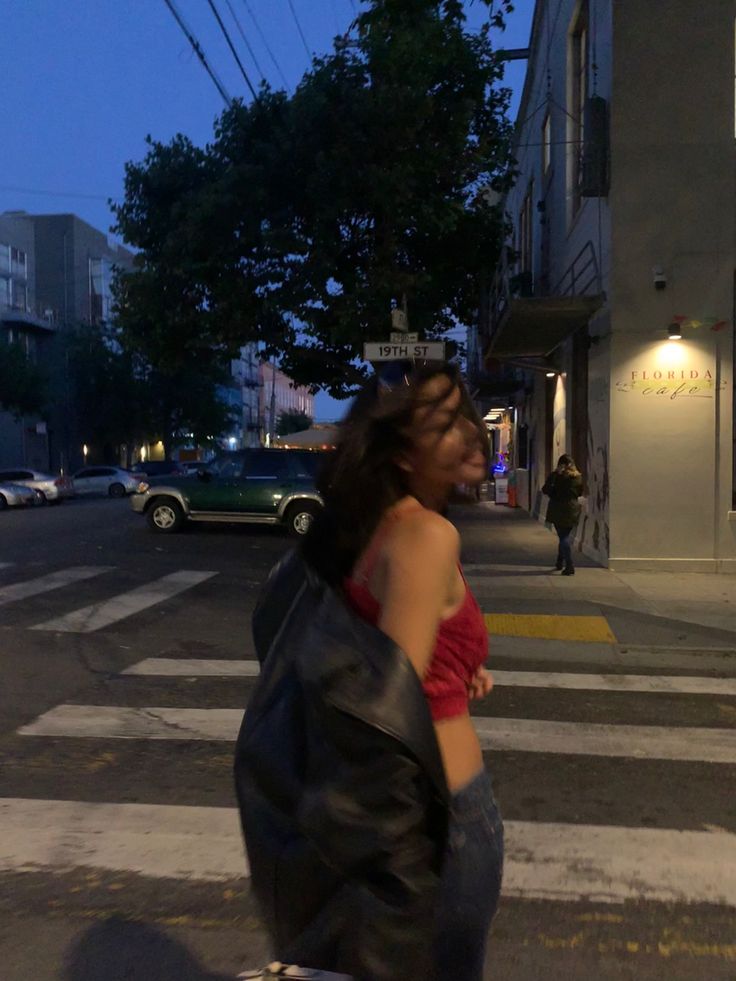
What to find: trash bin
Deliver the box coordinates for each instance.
[494,477,508,504]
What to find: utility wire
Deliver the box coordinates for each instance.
[0,184,111,201]
[285,0,312,60]
[241,0,290,91]
[206,0,258,100]
[161,0,232,107]
[224,0,266,81]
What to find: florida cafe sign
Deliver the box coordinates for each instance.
[615,366,725,400]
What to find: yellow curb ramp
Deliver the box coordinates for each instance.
[484,613,617,644]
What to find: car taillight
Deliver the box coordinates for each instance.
[54,478,62,486]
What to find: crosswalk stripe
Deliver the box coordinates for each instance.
[0,798,247,881]
[123,658,261,677]
[30,570,218,633]
[122,658,736,696]
[0,566,113,607]
[18,705,736,763]
[1,797,734,905]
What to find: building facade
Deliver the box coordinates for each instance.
[0,211,135,472]
[474,0,736,571]
[0,213,57,469]
[259,362,314,444]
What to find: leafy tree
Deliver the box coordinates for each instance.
[0,339,47,417]
[58,323,234,462]
[277,410,313,436]
[112,0,514,397]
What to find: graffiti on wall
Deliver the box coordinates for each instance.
[578,418,610,560]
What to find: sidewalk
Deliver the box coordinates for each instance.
[453,502,736,659]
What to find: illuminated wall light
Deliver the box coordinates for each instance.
[545,371,556,378]
[668,323,682,340]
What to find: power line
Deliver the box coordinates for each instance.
[241,0,290,91]
[285,0,311,60]
[0,184,111,202]
[206,0,258,100]
[224,0,266,82]
[161,0,232,107]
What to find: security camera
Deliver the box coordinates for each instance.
[653,266,667,290]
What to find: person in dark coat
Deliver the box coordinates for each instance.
[234,361,503,981]
[542,454,584,576]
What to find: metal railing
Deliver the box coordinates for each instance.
[483,239,601,346]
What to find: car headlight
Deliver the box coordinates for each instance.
[137,482,150,493]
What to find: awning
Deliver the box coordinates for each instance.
[487,294,604,360]
[274,425,340,449]
[0,309,56,332]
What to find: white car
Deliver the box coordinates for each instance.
[0,482,37,510]
[72,466,141,498]
[0,468,75,504]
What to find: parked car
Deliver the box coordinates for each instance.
[131,448,329,535]
[136,460,186,480]
[0,482,38,509]
[0,468,75,504]
[72,466,141,498]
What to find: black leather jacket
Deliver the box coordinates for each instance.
[234,550,450,981]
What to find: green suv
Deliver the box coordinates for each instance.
[131,448,327,535]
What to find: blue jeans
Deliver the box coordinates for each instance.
[555,525,574,568]
[433,768,504,981]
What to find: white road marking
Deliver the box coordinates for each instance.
[18,705,736,763]
[0,797,247,881]
[502,821,736,906]
[0,566,113,607]
[0,798,734,905]
[122,658,736,696]
[123,658,261,677]
[17,705,240,741]
[30,570,218,633]
[491,670,736,696]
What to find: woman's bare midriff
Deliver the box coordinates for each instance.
[434,714,484,793]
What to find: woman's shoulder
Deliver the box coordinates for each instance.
[384,501,460,561]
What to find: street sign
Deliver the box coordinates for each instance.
[390,331,418,343]
[363,341,446,362]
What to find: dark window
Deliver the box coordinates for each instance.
[215,457,244,479]
[570,1,588,216]
[290,451,325,479]
[542,112,551,175]
[0,470,27,481]
[244,450,292,479]
[75,470,92,478]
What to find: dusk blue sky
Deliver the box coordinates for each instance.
[1,0,534,420]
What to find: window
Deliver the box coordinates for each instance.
[0,244,9,274]
[519,183,534,287]
[89,257,114,323]
[569,1,588,216]
[542,112,552,175]
[0,275,10,307]
[10,247,27,279]
[244,450,291,479]
[11,280,27,311]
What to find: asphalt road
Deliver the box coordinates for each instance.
[0,498,734,981]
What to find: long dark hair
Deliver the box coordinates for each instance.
[556,454,581,477]
[301,362,488,585]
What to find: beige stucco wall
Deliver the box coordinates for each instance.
[608,0,736,570]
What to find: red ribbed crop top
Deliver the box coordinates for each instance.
[343,514,488,722]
